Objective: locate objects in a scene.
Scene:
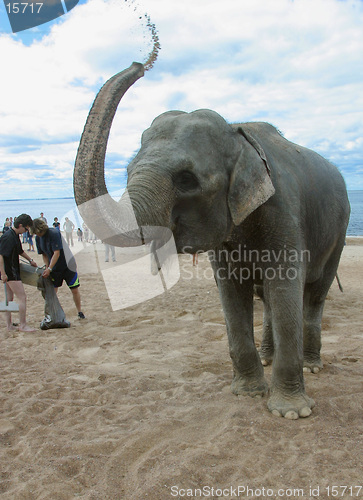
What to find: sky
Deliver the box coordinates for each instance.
[0,0,363,201]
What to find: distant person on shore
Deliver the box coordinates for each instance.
[27,231,35,252]
[83,224,89,242]
[77,228,83,242]
[63,217,75,246]
[0,213,38,332]
[104,243,116,262]
[53,217,61,231]
[39,212,47,224]
[33,218,86,320]
[2,220,11,234]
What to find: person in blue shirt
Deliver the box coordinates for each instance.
[32,218,85,320]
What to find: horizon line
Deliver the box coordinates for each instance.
[1,190,362,202]
[0,196,75,202]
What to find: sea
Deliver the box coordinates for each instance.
[0,191,363,236]
[0,197,84,232]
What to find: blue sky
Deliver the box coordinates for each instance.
[1,0,363,200]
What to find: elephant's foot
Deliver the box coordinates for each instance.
[268,391,315,419]
[303,357,323,373]
[260,352,273,366]
[231,375,269,398]
[259,350,273,366]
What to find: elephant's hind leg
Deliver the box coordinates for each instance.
[303,291,324,373]
[303,240,345,373]
[255,285,274,366]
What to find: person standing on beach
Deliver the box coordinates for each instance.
[32,218,86,320]
[53,217,61,231]
[63,217,75,246]
[2,220,11,234]
[27,230,35,252]
[104,242,116,262]
[0,213,38,332]
[39,212,47,224]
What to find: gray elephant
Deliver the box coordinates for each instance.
[74,63,350,419]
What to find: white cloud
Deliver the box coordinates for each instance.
[1,0,363,200]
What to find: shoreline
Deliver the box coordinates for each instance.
[346,235,363,244]
[1,231,363,239]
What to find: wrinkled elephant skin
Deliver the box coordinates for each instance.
[74,63,350,419]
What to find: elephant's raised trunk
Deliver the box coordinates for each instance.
[73,62,145,245]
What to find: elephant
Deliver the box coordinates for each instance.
[73,62,350,419]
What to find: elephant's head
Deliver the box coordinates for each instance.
[74,63,275,253]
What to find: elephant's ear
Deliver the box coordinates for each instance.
[228,127,275,226]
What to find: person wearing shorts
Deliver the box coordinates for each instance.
[0,213,38,332]
[33,218,85,320]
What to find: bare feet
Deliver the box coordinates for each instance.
[18,325,37,333]
[7,324,18,332]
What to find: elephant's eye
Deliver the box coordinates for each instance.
[173,170,200,193]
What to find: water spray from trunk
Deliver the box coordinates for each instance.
[123,0,161,70]
[143,14,161,70]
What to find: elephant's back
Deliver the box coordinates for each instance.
[241,122,350,262]
[241,122,349,214]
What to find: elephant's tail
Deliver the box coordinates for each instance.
[336,273,344,292]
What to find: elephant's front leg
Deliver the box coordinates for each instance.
[211,259,268,397]
[265,279,315,419]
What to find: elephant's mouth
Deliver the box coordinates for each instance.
[170,216,215,254]
[173,235,210,255]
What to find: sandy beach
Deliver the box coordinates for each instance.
[0,238,362,499]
